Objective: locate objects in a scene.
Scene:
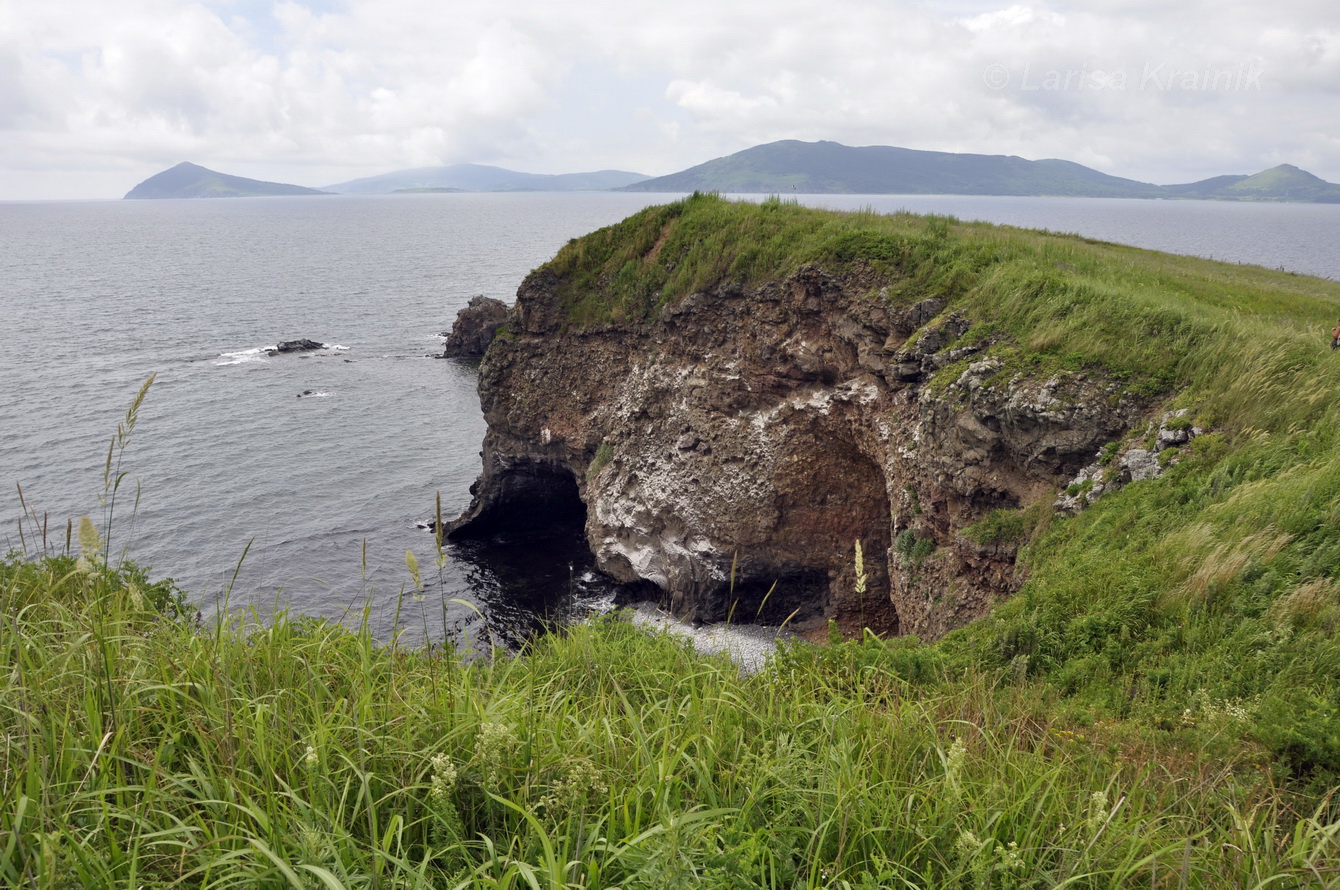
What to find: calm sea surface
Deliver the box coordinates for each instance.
[4,192,1339,644]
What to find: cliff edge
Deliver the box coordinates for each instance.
[449,193,1340,646]
[448,196,1155,638]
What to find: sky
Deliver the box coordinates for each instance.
[2,0,1338,200]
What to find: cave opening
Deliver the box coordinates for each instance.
[447,460,587,542]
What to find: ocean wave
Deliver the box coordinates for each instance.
[216,342,348,365]
[214,347,268,366]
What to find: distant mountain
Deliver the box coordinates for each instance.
[1162,164,1340,203]
[622,141,1340,203]
[621,141,1161,198]
[322,164,650,194]
[124,162,329,199]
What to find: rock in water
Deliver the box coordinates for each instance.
[447,259,1144,641]
[441,296,509,358]
[268,339,326,355]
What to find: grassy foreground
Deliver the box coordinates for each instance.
[2,550,1338,889]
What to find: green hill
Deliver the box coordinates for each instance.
[623,140,1162,197]
[624,140,1340,202]
[1166,164,1340,202]
[543,193,1340,778]
[124,162,330,199]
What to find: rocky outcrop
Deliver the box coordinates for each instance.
[449,265,1146,640]
[441,296,509,358]
[1055,409,1204,513]
[268,339,326,354]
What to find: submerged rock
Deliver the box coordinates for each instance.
[448,264,1145,640]
[441,296,509,358]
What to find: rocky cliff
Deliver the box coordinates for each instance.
[448,201,1151,639]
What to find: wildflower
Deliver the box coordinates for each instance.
[943,737,968,797]
[429,753,458,801]
[303,745,319,767]
[473,721,518,786]
[537,759,608,821]
[995,840,1025,873]
[955,829,983,858]
[1086,789,1110,832]
[76,516,103,575]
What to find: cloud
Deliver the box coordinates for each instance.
[1,0,1338,198]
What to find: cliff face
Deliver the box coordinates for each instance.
[448,263,1143,639]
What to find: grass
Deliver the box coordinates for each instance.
[2,553,1338,888]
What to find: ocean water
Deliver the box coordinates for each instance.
[0,192,667,644]
[4,191,1339,645]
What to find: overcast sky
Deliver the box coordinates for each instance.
[2,0,1337,199]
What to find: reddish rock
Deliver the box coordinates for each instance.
[449,266,1143,640]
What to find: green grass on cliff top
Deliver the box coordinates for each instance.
[548,191,1340,432]
[547,193,1340,782]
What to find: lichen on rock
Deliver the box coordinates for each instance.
[1055,409,1205,513]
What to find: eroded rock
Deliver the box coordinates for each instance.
[449,265,1146,640]
[441,295,509,358]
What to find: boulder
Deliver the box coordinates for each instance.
[442,296,509,358]
[268,339,325,354]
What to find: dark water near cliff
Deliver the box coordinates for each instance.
[3,192,1339,646]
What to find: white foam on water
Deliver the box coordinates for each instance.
[215,347,268,366]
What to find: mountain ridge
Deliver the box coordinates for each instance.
[621,140,1340,202]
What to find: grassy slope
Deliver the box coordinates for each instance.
[548,193,1340,778]
[2,556,1338,888]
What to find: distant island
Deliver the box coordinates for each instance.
[124,147,1340,203]
[322,164,650,194]
[392,187,466,194]
[621,140,1340,203]
[124,162,330,199]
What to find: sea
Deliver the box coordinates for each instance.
[4,192,1340,646]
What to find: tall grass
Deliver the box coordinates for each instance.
[2,563,1337,888]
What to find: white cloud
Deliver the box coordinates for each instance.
[1,0,1339,198]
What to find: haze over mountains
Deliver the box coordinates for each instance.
[321,164,649,194]
[124,143,1340,203]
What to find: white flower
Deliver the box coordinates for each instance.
[429,753,457,800]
